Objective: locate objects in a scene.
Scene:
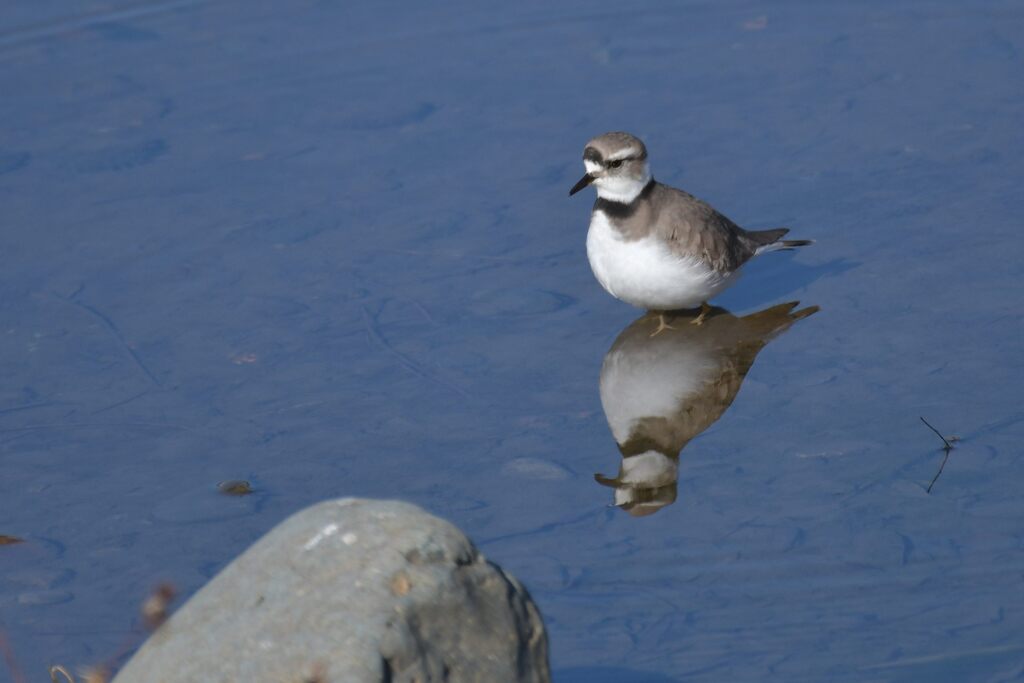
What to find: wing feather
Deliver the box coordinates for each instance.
[650,184,759,272]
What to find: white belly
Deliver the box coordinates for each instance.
[600,338,719,444]
[586,211,736,310]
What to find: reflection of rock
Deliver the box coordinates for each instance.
[595,302,818,516]
[114,499,550,683]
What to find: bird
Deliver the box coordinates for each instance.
[569,131,812,333]
[594,301,818,516]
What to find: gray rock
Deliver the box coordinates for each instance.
[113,499,550,683]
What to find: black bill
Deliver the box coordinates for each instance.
[568,173,595,196]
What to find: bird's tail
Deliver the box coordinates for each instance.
[748,227,814,255]
[741,301,820,337]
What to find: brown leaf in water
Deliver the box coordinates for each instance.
[141,583,177,630]
[217,480,254,496]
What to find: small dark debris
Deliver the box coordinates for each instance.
[217,480,254,496]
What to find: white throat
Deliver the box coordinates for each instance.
[594,162,651,203]
[618,450,678,484]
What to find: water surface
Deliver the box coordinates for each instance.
[2,1,1022,681]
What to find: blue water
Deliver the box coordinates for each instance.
[2,1,1022,681]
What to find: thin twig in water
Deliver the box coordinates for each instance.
[921,416,956,493]
[926,450,953,494]
[920,416,952,450]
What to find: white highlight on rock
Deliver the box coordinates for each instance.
[303,522,340,550]
[342,532,358,545]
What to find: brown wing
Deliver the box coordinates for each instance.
[615,303,818,457]
[650,183,761,272]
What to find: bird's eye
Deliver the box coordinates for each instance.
[608,159,623,169]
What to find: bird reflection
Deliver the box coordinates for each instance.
[595,302,818,516]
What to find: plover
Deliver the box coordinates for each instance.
[569,131,811,331]
[594,302,818,516]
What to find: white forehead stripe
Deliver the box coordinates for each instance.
[607,148,641,162]
[584,159,603,174]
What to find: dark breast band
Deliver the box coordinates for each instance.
[593,179,656,219]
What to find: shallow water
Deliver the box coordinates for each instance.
[2,1,1023,681]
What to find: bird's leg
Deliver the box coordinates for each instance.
[690,302,712,326]
[650,311,675,337]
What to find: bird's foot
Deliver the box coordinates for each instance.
[649,312,676,337]
[690,302,712,326]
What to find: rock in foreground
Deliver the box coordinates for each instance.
[113,499,549,683]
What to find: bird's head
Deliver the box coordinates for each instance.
[569,131,651,203]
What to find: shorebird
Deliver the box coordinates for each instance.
[595,302,818,516]
[570,131,811,333]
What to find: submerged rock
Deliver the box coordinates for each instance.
[113,499,549,683]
